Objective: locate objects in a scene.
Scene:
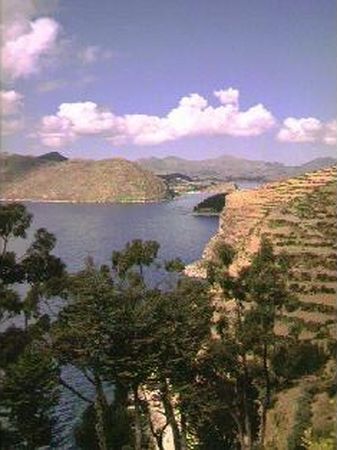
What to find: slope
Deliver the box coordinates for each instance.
[0,158,169,203]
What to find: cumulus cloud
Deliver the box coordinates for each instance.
[1,90,24,135]
[1,17,60,80]
[214,87,239,105]
[277,116,336,145]
[277,117,323,143]
[36,88,276,148]
[1,0,59,22]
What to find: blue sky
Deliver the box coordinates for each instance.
[1,0,336,164]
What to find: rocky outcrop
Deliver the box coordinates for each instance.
[0,158,170,203]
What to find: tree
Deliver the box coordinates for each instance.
[236,238,298,446]
[52,239,213,450]
[2,346,60,449]
[200,238,298,449]
[0,202,66,448]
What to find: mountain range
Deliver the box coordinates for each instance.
[1,151,336,203]
[137,154,337,181]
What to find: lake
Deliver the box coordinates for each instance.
[18,193,219,270]
[10,193,219,448]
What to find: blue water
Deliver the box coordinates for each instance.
[19,194,219,271]
[10,193,219,448]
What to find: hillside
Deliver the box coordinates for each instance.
[0,158,169,203]
[187,165,337,448]
[138,154,337,182]
[200,165,337,337]
[0,151,68,184]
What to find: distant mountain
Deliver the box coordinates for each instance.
[297,157,337,172]
[138,154,337,181]
[0,156,169,203]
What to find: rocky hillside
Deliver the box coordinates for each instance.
[0,157,169,203]
[138,154,337,182]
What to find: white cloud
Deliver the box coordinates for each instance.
[1,90,24,135]
[214,87,239,105]
[1,90,24,115]
[323,120,337,146]
[277,116,336,146]
[1,0,59,23]
[36,88,276,148]
[1,17,60,80]
[277,117,322,143]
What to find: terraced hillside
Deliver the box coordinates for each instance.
[0,158,169,203]
[187,166,337,448]
[202,165,337,338]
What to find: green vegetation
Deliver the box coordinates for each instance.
[0,195,335,449]
[193,193,227,215]
[0,203,66,448]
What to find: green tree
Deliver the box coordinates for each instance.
[202,238,298,449]
[2,346,60,449]
[52,239,213,450]
[0,202,66,448]
[236,238,298,446]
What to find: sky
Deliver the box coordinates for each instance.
[1,0,336,165]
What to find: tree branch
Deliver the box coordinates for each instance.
[59,376,93,404]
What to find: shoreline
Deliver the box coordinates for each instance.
[0,197,171,205]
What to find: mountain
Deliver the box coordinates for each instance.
[0,156,169,203]
[138,154,337,181]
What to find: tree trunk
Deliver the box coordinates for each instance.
[133,384,142,450]
[94,374,108,450]
[241,355,253,450]
[139,385,167,450]
[180,411,188,450]
[161,379,182,450]
[235,300,253,450]
[260,342,271,447]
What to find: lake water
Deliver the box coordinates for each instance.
[10,193,219,448]
[19,193,219,271]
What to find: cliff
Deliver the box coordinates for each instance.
[0,157,169,203]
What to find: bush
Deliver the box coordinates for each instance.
[272,342,328,380]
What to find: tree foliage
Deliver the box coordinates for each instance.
[0,203,66,448]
